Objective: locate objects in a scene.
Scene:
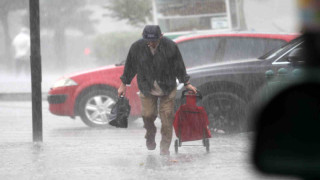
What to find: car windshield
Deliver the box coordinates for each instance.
[258,37,303,60]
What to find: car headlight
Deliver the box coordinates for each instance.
[52,78,78,88]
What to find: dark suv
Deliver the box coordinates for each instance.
[179,37,304,133]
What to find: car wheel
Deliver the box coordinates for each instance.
[78,89,117,128]
[203,92,247,134]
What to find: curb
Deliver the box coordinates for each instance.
[0,92,48,101]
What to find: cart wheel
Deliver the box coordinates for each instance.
[174,139,179,153]
[178,130,182,147]
[203,128,206,147]
[178,138,182,147]
[205,138,210,152]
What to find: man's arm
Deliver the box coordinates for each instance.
[118,45,137,96]
[120,45,137,85]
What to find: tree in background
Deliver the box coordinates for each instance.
[93,32,140,65]
[0,0,28,69]
[40,0,96,69]
[104,0,153,27]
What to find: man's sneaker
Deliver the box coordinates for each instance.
[160,149,170,156]
[146,136,156,150]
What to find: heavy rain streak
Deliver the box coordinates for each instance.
[0,0,303,179]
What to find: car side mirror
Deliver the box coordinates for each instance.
[287,48,304,65]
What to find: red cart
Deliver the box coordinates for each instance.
[173,90,211,153]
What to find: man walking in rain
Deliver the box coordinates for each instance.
[12,27,30,76]
[118,25,197,155]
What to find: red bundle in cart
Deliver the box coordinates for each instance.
[173,90,211,153]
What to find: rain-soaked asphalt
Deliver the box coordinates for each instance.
[0,101,298,180]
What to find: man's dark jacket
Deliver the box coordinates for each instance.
[120,37,190,96]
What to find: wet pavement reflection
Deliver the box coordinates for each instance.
[0,101,297,179]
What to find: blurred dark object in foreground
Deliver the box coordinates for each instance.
[109,96,130,128]
[253,33,320,179]
[303,33,320,67]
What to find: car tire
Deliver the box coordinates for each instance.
[202,92,248,134]
[78,89,117,128]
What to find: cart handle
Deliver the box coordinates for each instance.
[181,90,202,100]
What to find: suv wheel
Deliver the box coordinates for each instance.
[203,92,247,134]
[78,89,117,127]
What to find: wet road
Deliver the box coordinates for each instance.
[0,101,297,180]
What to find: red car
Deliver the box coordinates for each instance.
[47,32,297,127]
